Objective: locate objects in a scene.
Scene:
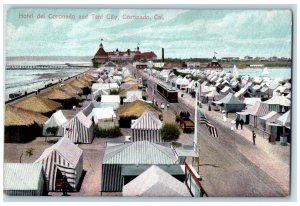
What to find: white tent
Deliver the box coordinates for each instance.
[276,110,291,129]
[63,111,94,144]
[124,90,143,103]
[220,86,234,95]
[35,137,83,191]
[43,110,68,136]
[91,107,118,127]
[124,94,143,103]
[244,98,261,106]
[4,163,47,196]
[131,111,162,142]
[123,165,190,197]
[175,77,190,89]
[101,95,120,103]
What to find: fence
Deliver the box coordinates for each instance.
[184,162,208,197]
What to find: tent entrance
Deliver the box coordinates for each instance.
[55,168,64,191]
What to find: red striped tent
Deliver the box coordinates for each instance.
[63,111,94,144]
[131,111,162,142]
[244,101,269,128]
[35,137,83,191]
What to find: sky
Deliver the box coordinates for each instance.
[6,8,292,59]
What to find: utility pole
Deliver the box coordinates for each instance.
[193,82,200,173]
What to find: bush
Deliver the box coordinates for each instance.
[94,126,122,138]
[160,123,181,141]
[110,89,119,95]
[46,127,58,136]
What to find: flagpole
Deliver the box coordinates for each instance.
[194,82,198,148]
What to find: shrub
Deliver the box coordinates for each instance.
[160,123,181,141]
[94,126,122,138]
[46,127,58,136]
[110,89,119,95]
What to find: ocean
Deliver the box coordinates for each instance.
[223,67,291,80]
[5,67,90,101]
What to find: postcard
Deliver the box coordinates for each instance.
[3,7,292,198]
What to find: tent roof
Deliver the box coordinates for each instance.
[131,111,162,130]
[35,137,83,167]
[126,90,142,99]
[220,86,233,93]
[205,90,220,98]
[91,107,116,120]
[73,111,93,128]
[41,88,73,100]
[244,98,261,106]
[103,141,178,164]
[118,100,161,118]
[123,165,191,197]
[101,95,120,103]
[259,111,281,122]
[263,96,291,107]
[218,93,245,105]
[4,163,44,191]
[45,110,68,126]
[5,105,48,126]
[244,101,268,116]
[14,96,62,114]
[275,110,290,128]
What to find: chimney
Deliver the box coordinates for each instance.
[162,48,165,62]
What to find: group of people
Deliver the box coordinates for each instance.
[153,98,170,110]
[235,117,245,130]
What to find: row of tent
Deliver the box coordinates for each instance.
[4,137,83,195]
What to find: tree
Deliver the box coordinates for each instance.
[160,123,181,141]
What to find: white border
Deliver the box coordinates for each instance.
[0,1,299,205]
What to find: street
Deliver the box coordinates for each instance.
[141,70,289,197]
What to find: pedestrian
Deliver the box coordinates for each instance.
[235,117,239,130]
[240,119,244,130]
[223,113,227,122]
[252,130,256,145]
[166,103,170,109]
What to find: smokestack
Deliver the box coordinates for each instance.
[162,48,165,62]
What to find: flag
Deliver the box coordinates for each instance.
[66,128,72,132]
[199,117,218,137]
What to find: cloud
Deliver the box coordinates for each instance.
[6,9,292,58]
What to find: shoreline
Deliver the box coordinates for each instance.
[5,68,92,105]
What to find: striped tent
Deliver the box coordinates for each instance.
[131,111,162,142]
[245,101,269,128]
[102,141,179,192]
[220,86,234,95]
[263,96,291,113]
[258,111,281,132]
[4,163,47,196]
[63,111,94,144]
[35,137,83,192]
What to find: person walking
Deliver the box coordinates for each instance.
[240,119,244,130]
[235,117,240,130]
[252,130,256,145]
